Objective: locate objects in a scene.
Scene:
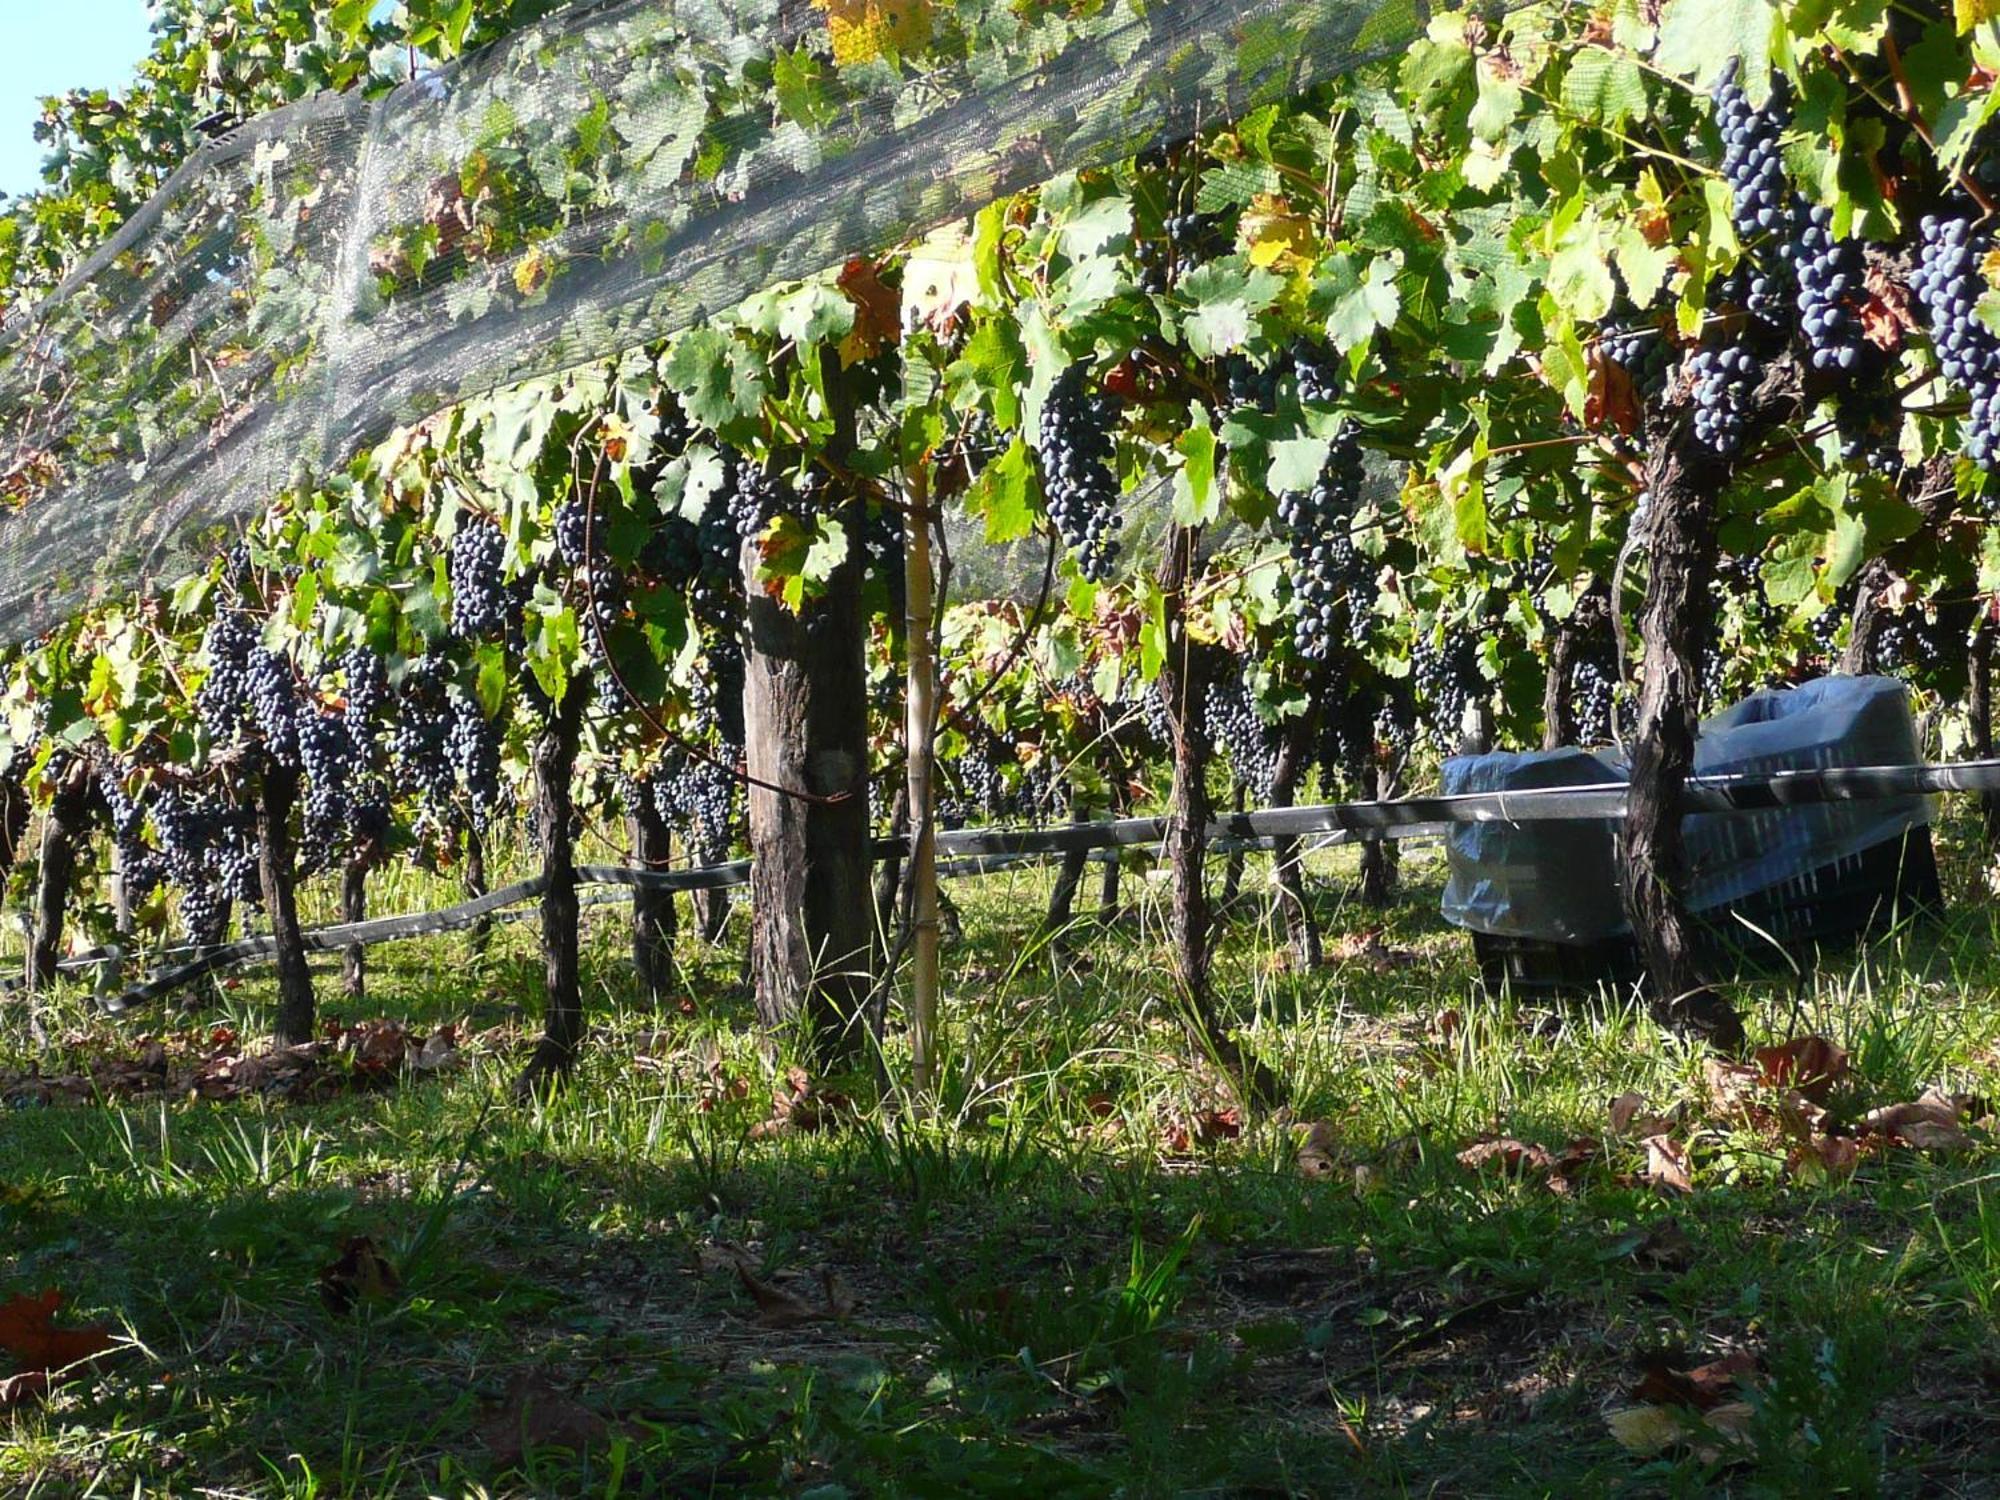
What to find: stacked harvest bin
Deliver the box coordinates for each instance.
[1442,678,1943,992]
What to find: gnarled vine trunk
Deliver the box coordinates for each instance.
[256,763,316,1045]
[741,377,873,1069]
[517,679,589,1096]
[1043,795,1090,939]
[464,822,491,955]
[25,767,94,994]
[340,853,369,1001]
[629,794,677,1005]
[1971,615,2000,852]
[1156,524,1282,1104]
[1268,713,1321,969]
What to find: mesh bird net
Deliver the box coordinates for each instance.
[0,0,1457,641]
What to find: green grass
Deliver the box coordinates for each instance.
[4,826,2000,1497]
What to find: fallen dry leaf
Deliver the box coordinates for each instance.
[479,1375,618,1466]
[1640,1134,1693,1194]
[1703,1058,1760,1113]
[732,1262,854,1328]
[0,1290,116,1406]
[1457,1137,1556,1175]
[318,1236,402,1315]
[1607,1398,1757,1463]
[1755,1036,1849,1105]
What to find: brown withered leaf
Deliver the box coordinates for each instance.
[1860,264,1915,352]
[1789,1131,1866,1182]
[1607,1398,1756,1463]
[1703,1057,1761,1113]
[318,1235,402,1315]
[479,1376,621,1467]
[1585,349,1643,436]
[1640,1134,1693,1194]
[733,1262,854,1328]
[0,1290,117,1402]
[1166,1106,1241,1154]
[837,256,902,364]
[749,1066,852,1139]
[1754,1036,1848,1104]
[1457,1137,1556,1175]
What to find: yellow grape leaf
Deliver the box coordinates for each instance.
[816,0,932,65]
[513,247,552,297]
[1959,0,2000,31]
[1239,193,1316,271]
[903,223,979,333]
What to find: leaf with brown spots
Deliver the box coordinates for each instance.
[1585,349,1642,436]
[837,255,901,364]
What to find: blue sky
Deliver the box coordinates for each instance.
[0,1,158,199]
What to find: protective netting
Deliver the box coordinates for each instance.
[0,0,1461,641]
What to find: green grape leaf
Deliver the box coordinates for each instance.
[1324,254,1402,353]
[1173,406,1221,526]
[1179,262,1283,358]
[969,438,1038,544]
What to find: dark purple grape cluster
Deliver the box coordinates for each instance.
[1313,682,1377,793]
[865,500,907,621]
[1293,338,1342,406]
[1278,428,1370,660]
[245,646,301,771]
[1835,384,1900,474]
[339,647,388,741]
[196,613,257,745]
[1869,612,1945,674]
[1412,631,1483,753]
[1139,210,1228,292]
[1714,70,1792,239]
[152,786,258,942]
[389,655,456,812]
[97,762,165,900]
[553,499,594,571]
[1037,365,1122,582]
[448,521,512,638]
[1602,321,1672,399]
[1140,684,1175,748]
[1913,214,2000,465]
[1224,353,1284,410]
[1202,677,1277,799]
[1689,345,1763,456]
[1569,650,1620,744]
[727,458,785,540]
[1792,204,1868,375]
[446,695,504,825]
[297,708,353,869]
[656,751,739,862]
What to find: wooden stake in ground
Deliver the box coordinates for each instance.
[903,467,941,1092]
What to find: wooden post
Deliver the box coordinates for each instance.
[24,768,91,994]
[629,791,677,1004]
[903,466,941,1093]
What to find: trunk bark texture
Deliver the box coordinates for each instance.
[1359,757,1399,908]
[1219,779,1249,910]
[1155,525,1282,1104]
[464,823,491,955]
[1269,713,1321,969]
[340,853,369,1001]
[1972,614,2000,851]
[256,764,317,1045]
[25,769,93,994]
[629,796,677,1005]
[742,399,873,1069]
[517,680,589,1095]
[1044,796,1090,937]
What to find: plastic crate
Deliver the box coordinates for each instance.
[1471,825,1942,994]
